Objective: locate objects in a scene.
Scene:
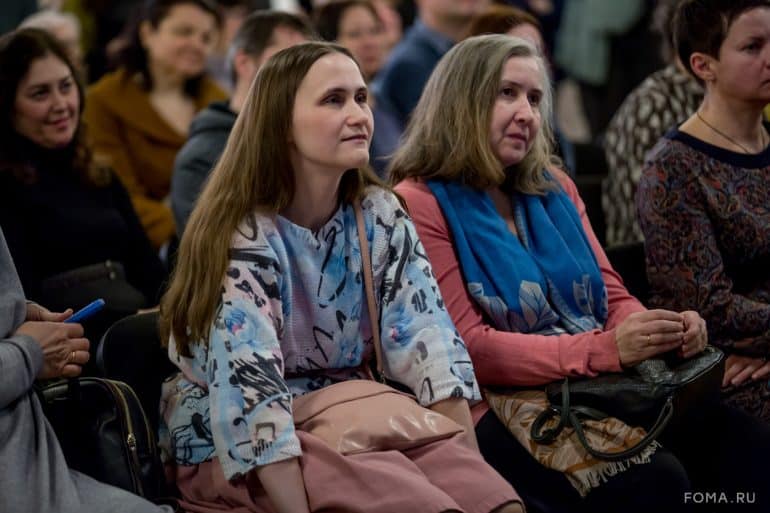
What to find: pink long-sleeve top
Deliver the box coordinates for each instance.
[395,174,645,422]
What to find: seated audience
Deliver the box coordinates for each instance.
[0,29,166,341]
[0,225,171,513]
[315,0,402,176]
[391,34,770,512]
[159,41,523,513]
[19,9,83,67]
[374,0,489,125]
[602,0,702,246]
[84,0,226,249]
[637,0,770,422]
[172,10,313,236]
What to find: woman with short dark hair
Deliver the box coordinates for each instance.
[637,0,770,423]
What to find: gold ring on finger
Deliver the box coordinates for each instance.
[647,334,652,345]
[68,351,75,363]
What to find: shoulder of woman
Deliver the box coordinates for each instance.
[362,184,403,215]
[393,179,445,221]
[198,76,228,107]
[364,183,443,226]
[86,69,131,99]
[548,167,579,198]
[229,212,278,252]
[639,136,692,184]
[392,177,430,199]
[85,70,148,124]
[644,134,684,167]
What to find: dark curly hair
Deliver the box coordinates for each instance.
[0,28,107,186]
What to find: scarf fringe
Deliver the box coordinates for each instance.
[567,440,661,497]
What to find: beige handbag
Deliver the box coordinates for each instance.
[291,201,464,455]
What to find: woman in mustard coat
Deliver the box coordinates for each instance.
[85,0,225,248]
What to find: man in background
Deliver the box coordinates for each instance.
[375,0,488,125]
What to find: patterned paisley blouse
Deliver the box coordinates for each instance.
[636,128,770,357]
[603,65,703,246]
[159,186,480,480]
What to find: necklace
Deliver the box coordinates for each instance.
[695,110,767,154]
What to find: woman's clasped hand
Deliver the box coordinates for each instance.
[615,309,707,367]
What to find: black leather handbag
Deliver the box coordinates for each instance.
[37,377,166,500]
[531,346,725,461]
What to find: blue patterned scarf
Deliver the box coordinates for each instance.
[427,177,608,335]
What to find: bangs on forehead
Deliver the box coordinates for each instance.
[22,57,74,87]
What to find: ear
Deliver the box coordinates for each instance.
[690,52,717,83]
[233,50,258,85]
[138,20,154,49]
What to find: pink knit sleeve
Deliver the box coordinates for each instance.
[395,177,641,387]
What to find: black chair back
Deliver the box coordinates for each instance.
[605,242,650,304]
[96,311,177,430]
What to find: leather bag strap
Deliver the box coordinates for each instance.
[567,398,672,462]
[531,378,673,462]
[354,201,384,380]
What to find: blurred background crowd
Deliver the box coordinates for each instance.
[0,0,696,342]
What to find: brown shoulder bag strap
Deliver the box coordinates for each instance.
[354,201,385,379]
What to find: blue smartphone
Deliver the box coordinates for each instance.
[65,299,106,323]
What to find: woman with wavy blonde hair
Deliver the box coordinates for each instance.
[390,34,729,512]
[390,35,558,194]
[159,41,523,513]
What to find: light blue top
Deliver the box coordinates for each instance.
[160,186,480,479]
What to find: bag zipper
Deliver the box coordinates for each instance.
[101,379,145,497]
[117,380,158,457]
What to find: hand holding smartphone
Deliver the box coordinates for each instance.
[65,299,106,323]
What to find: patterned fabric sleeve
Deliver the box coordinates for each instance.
[208,245,301,480]
[370,190,481,406]
[637,146,770,357]
[603,75,648,246]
